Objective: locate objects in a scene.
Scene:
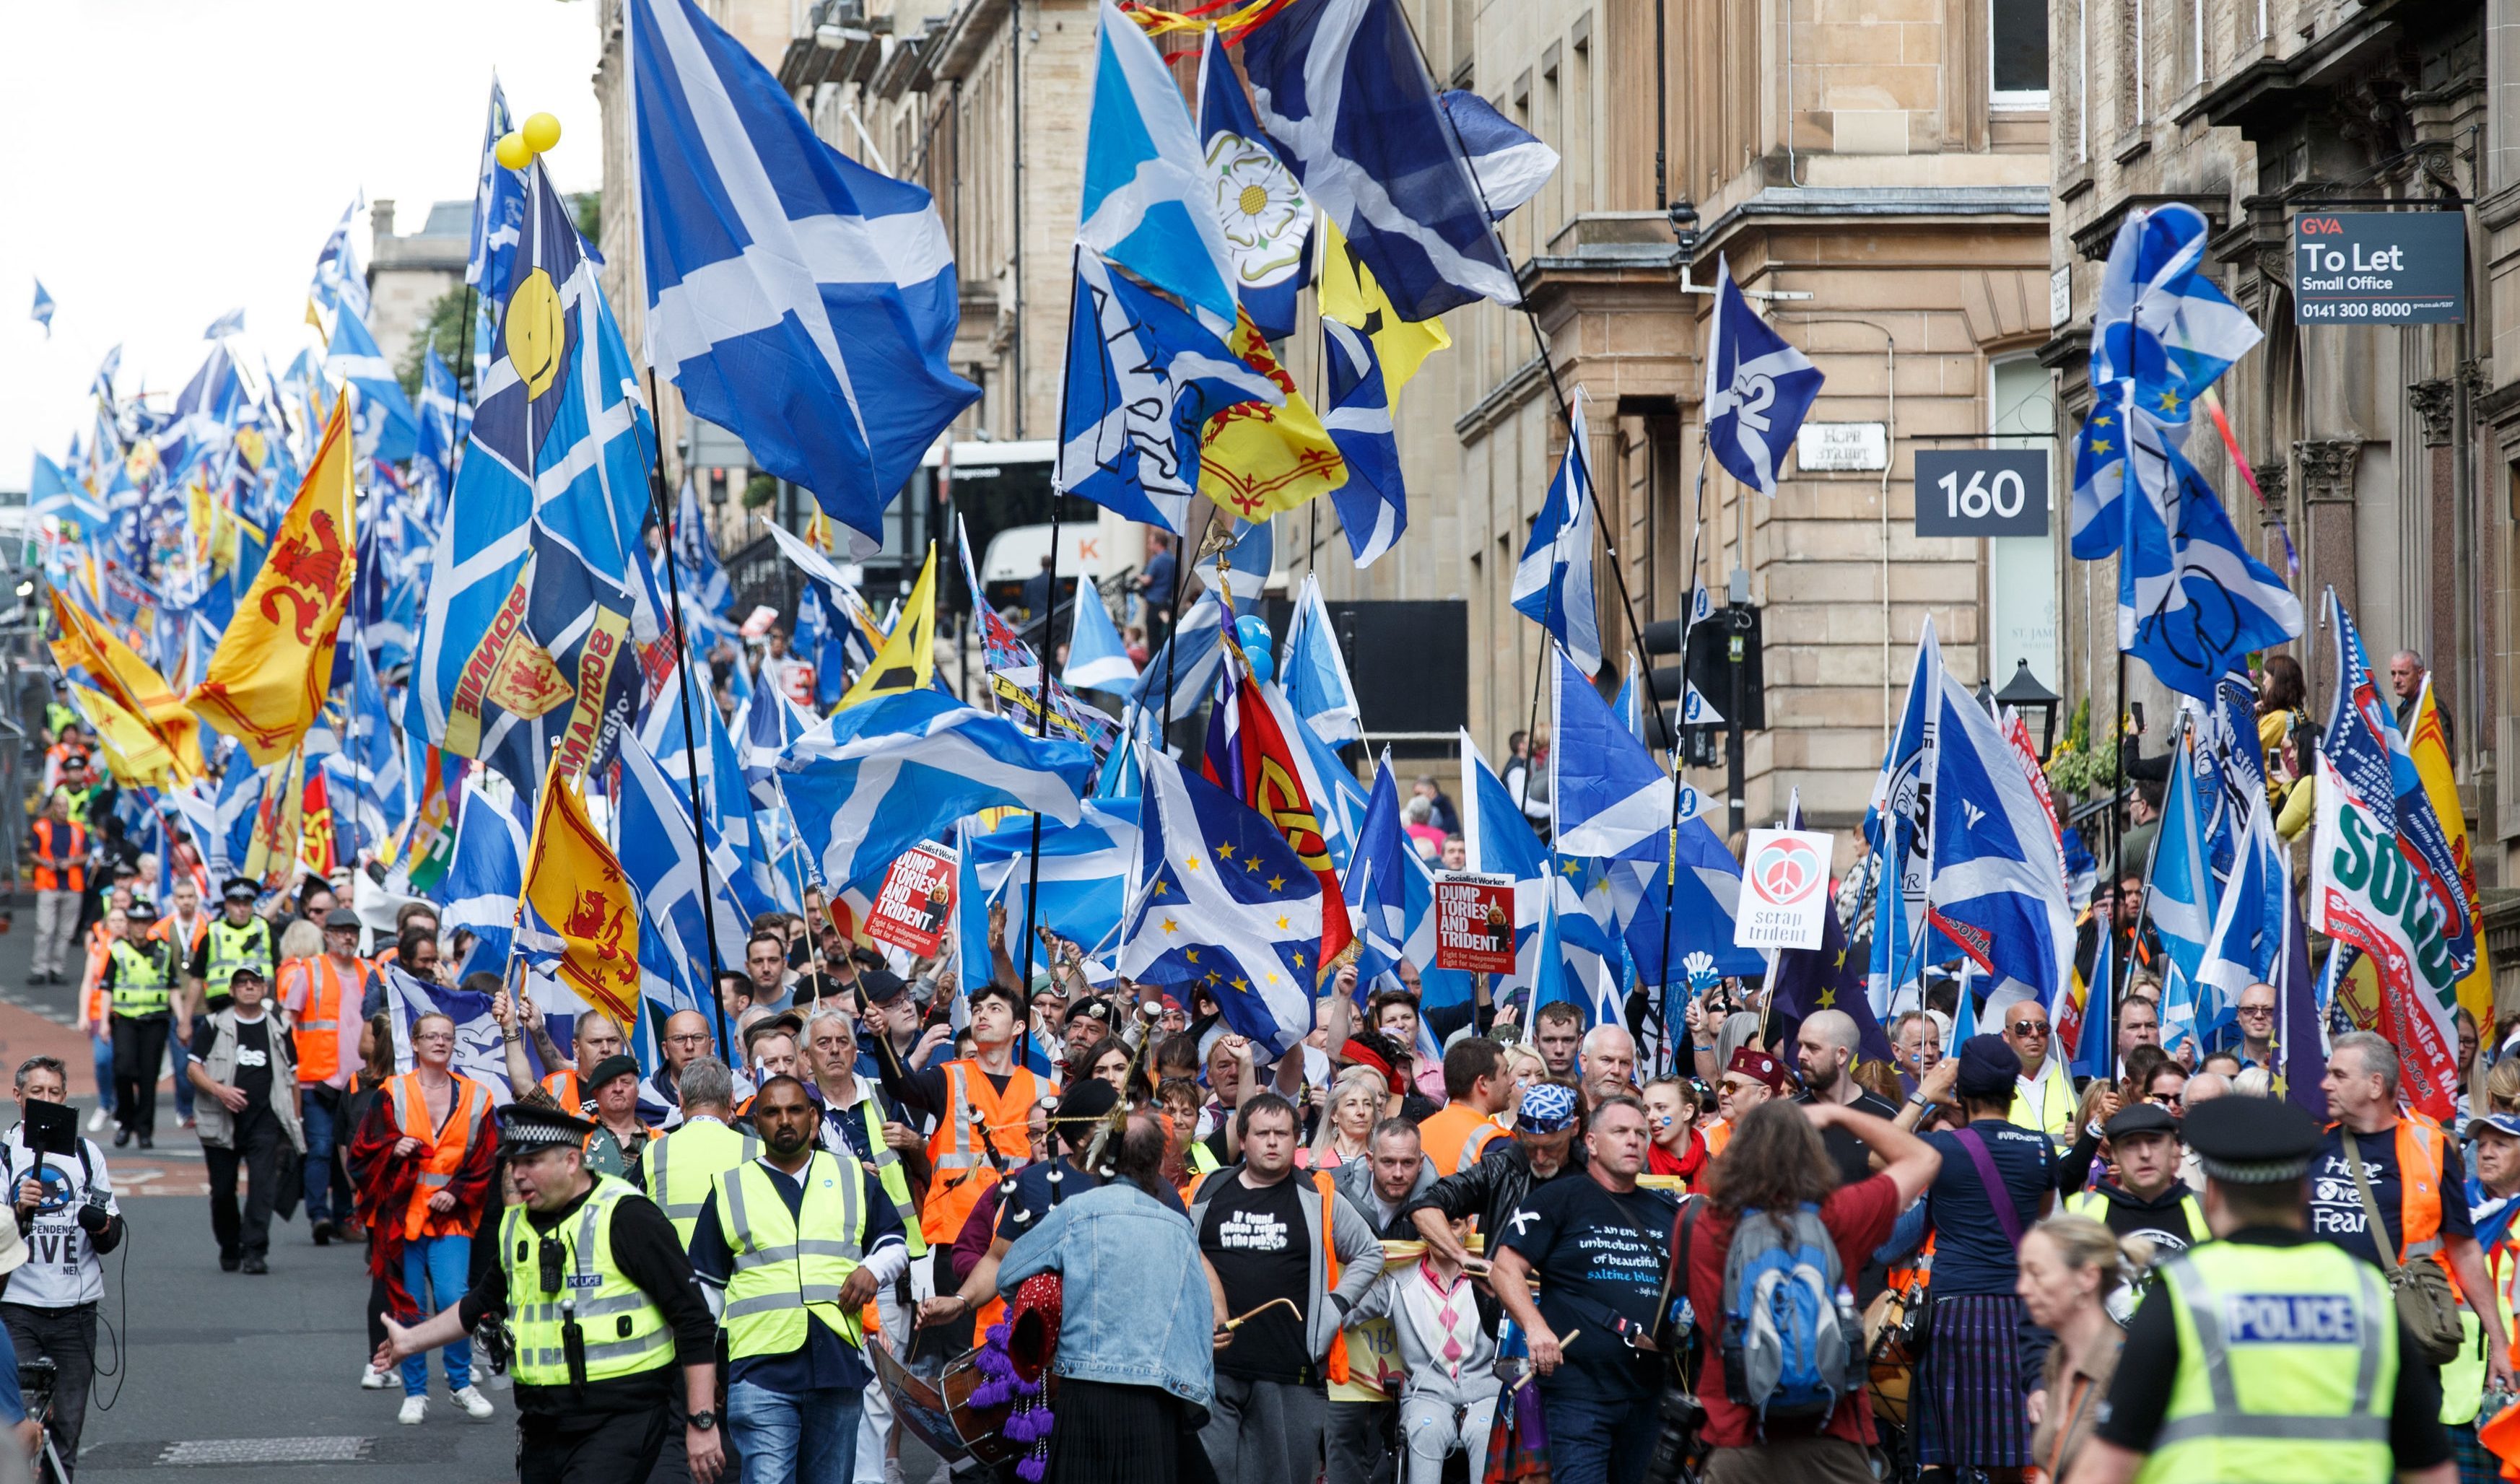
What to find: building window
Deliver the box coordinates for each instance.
[1992,0,2050,108]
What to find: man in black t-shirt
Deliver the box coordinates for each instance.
[185,969,302,1273]
[1491,1094,1678,1484]
[1793,1010,1901,1188]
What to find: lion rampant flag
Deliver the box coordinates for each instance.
[189,396,357,765]
[49,591,206,781]
[66,683,177,787]
[1199,310,1347,523]
[518,757,642,1039]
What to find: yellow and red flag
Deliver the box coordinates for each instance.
[519,759,642,1038]
[49,591,206,780]
[244,750,307,887]
[66,683,177,787]
[2407,678,2492,1036]
[188,396,357,765]
[298,769,338,881]
[1200,310,1347,523]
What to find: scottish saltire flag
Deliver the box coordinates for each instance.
[30,454,106,536]
[202,307,244,341]
[1289,699,1366,878]
[1281,575,1363,744]
[430,769,533,976]
[2088,203,2262,429]
[1197,24,1311,339]
[2143,731,2216,1042]
[469,77,528,294]
[2198,772,2288,1021]
[1058,248,1281,533]
[1673,583,1726,726]
[1076,0,1240,320]
[1346,755,1411,980]
[951,516,1121,751]
[1551,646,1680,860]
[1193,515,1276,593]
[617,729,749,1001]
[1063,588,1139,694]
[1244,0,1518,319]
[1120,745,1322,1055]
[1921,619,2075,1018]
[637,660,780,925]
[2066,915,2114,1081]
[310,202,371,326]
[2117,423,2301,699]
[1605,813,1763,988]
[383,964,539,1105]
[671,474,736,624]
[1867,627,1942,1017]
[1705,258,1824,496]
[1531,855,1622,1030]
[780,689,1096,895]
[330,648,409,863]
[2068,393,2140,559]
[415,159,655,795]
[1438,92,1559,221]
[628,0,979,544]
[1322,319,1406,567]
[1127,592,1235,729]
[154,341,246,479]
[30,280,53,337]
[2194,668,2264,881]
[325,310,422,463]
[1461,733,1550,994]
[1509,399,1603,674]
[414,349,463,502]
[212,759,266,876]
[960,799,1143,974]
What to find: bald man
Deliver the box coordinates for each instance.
[636,1009,754,1130]
[2392,649,2450,751]
[1577,1024,1636,1109]
[1794,1009,1900,1188]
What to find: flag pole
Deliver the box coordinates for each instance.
[1020,245,1081,997]
[638,368,731,1060]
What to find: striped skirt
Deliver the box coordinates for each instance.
[1914,1293,2036,1470]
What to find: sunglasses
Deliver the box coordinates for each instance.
[2007,1021,2052,1038]
[2236,1005,2275,1018]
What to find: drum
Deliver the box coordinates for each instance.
[1862,1283,1924,1428]
[874,1343,1060,1467]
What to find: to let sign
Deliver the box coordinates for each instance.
[2293,212,2466,324]
[1734,828,1835,951]
[1914,450,2049,538]
[1433,872,1517,974]
[866,839,956,957]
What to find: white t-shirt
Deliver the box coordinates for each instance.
[0,1125,117,1307]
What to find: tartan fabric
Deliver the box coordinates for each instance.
[1914,1293,2033,1470]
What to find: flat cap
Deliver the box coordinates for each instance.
[323,908,362,931]
[2103,1101,2179,1142]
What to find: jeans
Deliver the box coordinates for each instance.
[110,1015,167,1138]
[88,1035,112,1114]
[729,1378,863,1484]
[1538,1383,1658,1484]
[170,1037,194,1122]
[31,891,78,979]
[399,1232,474,1397]
[300,1084,344,1227]
[4,1303,95,1478]
[204,1114,284,1262]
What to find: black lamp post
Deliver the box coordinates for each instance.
[1994,658,2063,762]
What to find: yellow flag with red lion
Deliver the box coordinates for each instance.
[188,396,357,765]
[519,759,642,1039]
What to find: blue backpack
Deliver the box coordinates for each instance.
[1717,1204,1862,1424]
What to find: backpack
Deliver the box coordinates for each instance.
[1717,1203,1862,1425]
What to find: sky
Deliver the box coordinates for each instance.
[0,1,606,489]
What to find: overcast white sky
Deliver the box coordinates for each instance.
[0,1,607,489]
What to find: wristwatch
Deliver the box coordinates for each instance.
[689,1410,719,1432]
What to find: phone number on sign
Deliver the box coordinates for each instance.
[2298,300,2448,320]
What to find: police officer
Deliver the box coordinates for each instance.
[2065,1094,2455,1484]
[642,1057,759,1249]
[375,1103,723,1483]
[185,877,275,1026]
[100,899,178,1150]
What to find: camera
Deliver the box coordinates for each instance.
[1641,1387,1708,1484]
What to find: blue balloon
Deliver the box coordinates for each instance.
[1247,650,1274,685]
[1235,615,1273,650]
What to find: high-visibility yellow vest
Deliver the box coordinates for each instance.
[2134,1241,2395,1484]
[500,1176,675,1389]
[108,940,172,1016]
[840,1096,926,1260]
[2064,1189,2210,1247]
[201,917,274,998]
[643,1116,760,1249]
[2441,1238,2516,1426]
[2007,1063,2078,1150]
[711,1151,868,1359]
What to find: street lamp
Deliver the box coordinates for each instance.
[1994,658,2063,761]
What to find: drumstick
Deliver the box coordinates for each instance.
[1506,1330,1579,1393]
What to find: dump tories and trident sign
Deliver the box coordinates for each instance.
[867,839,956,957]
[1735,827,1834,950]
[2293,212,2466,324]
[1433,871,1517,974]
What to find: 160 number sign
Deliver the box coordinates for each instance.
[1913,449,2049,538]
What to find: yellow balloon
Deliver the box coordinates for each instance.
[523,113,563,154]
[494,130,531,170]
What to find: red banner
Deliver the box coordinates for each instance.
[1433,873,1516,974]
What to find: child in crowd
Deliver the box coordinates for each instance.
[1348,1213,1502,1484]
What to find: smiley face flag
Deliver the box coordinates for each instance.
[518,754,642,1040]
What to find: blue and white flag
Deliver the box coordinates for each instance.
[671,473,736,624]
[1119,744,1322,1055]
[429,769,533,976]
[2143,729,2216,1046]
[1197,23,1311,339]
[629,0,980,545]
[328,647,409,863]
[414,349,463,505]
[1550,646,1682,860]
[2197,762,2288,1024]
[2088,202,2261,427]
[30,280,53,338]
[1126,591,1242,730]
[780,689,1097,896]
[309,201,372,326]
[1866,631,1939,1017]
[212,758,265,876]
[638,660,782,923]
[1244,0,1519,319]
[1346,754,1411,979]
[1281,575,1363,745]
[1704,258,1823,497]
[2118,420,2302,699]
[1437,91,1559,222]
[1078,0,1241,321]
[30,453,105,536]
[1321,318,1406,567]
[1192,514,1276,594]
[469,77,528,294]
[960,798,1143,975]
[1605,815,1763,989]
[1057,248,1281,534]
[616,727,749,1005]
[382,964,539,1104]
[325,308,422,463]
[1922,618,2075,1017]
[1534,855,1623,1029]
[2067,393,2140,560]
[1509,398,1603,675]
[1063,588,1140,694]
[415,158,657,795]
[1462,733,1551,995]
[202,306,244,341]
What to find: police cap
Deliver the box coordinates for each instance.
[2181,1091,2321,1184]
[221,876,259,904]
[499,1101,599,1153]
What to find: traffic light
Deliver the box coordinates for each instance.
[1636,602,1765,759]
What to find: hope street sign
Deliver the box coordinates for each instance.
[2292,211,2467,324]
[1913,449,2049,538]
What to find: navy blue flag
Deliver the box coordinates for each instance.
[1768,799,1895,1063]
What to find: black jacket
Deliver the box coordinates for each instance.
[1405,1138,1584,1324]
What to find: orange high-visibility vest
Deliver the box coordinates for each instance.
[1703,1118,1732,1158]
[1312,1169,1351,1384]
[283,956,370,1084]
[1416,1103,1507,1178]
[30,819,84,894]
[388,1071,492,1240]
[542,1069,584,1112]
[920,1060,1042,1245]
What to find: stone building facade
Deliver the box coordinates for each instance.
[365,198,468,377]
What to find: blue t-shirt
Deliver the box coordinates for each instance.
[1923,1119,2056,1296]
